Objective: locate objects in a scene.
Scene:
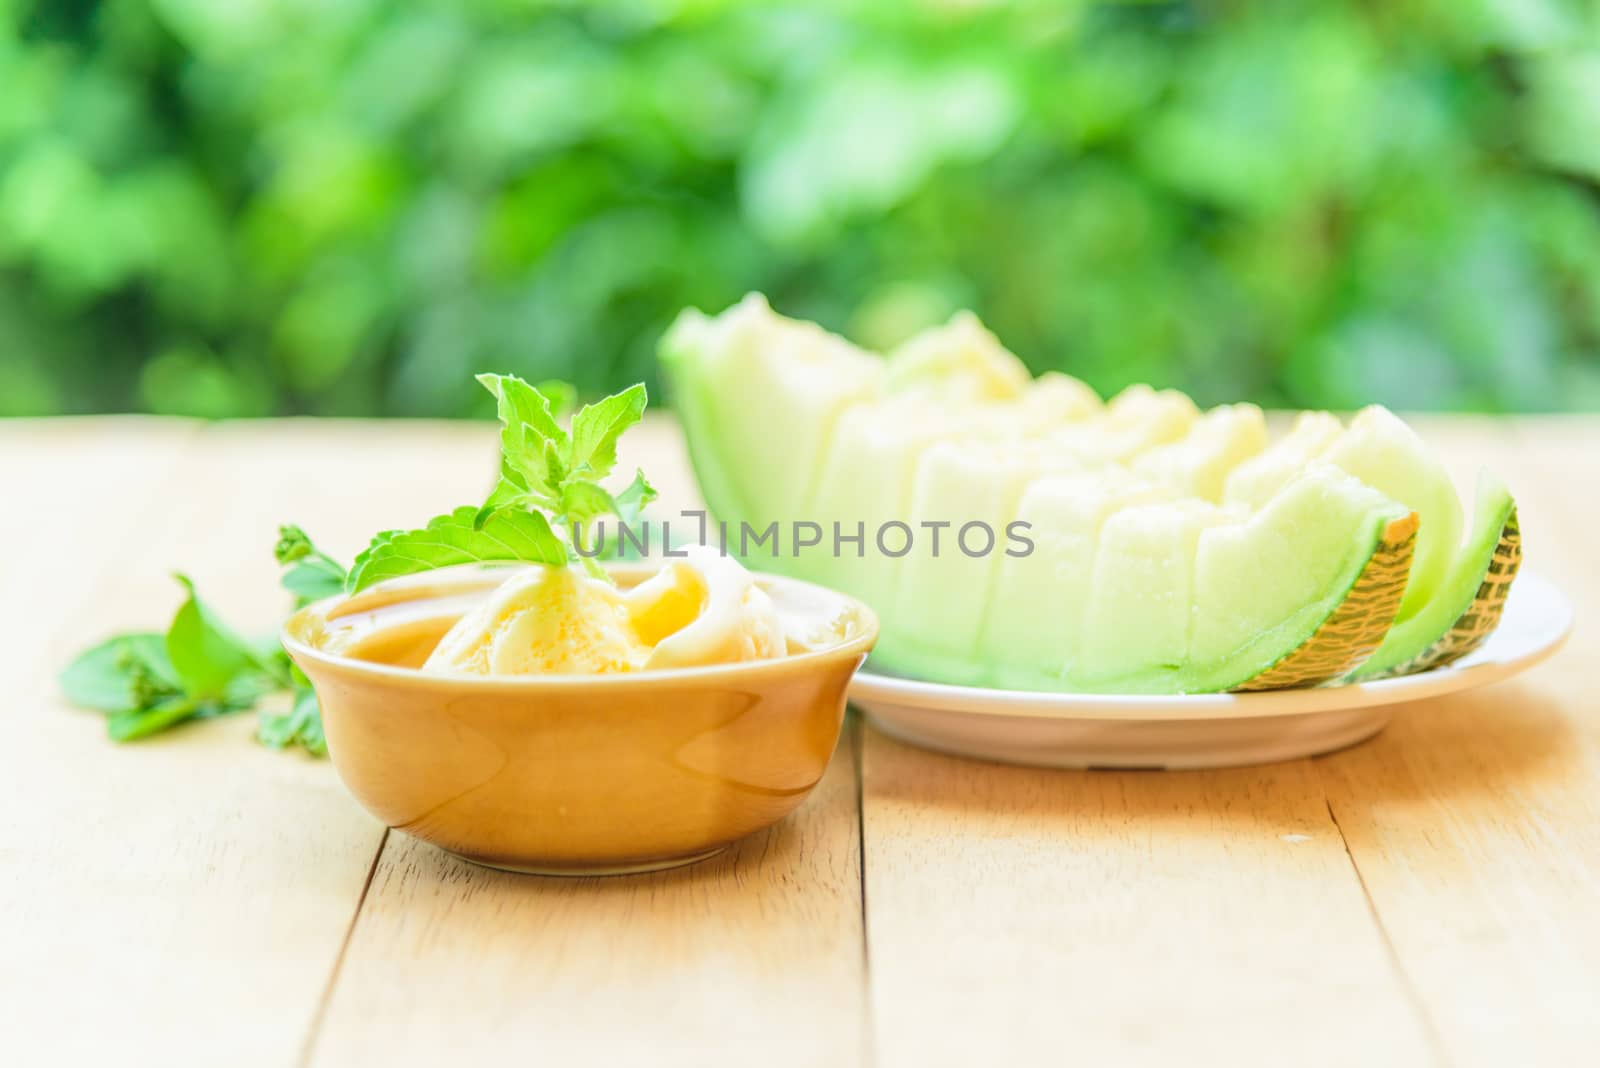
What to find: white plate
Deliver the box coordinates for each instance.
[850,569,1574,770]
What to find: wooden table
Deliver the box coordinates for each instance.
[2,414,1594,1068]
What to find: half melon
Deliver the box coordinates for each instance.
[660,295,1511,693]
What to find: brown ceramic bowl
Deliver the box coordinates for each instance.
[282,564,876,876]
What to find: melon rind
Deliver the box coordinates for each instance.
[1233,511,1419,691]
[1361,507,1521,679]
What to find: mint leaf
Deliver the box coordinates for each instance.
[569,383,646,478]
[274,525,316,565]
[258,688,326,756]
[478,374,569,495]
[612,468,658,526]
[60,634,177,712]
[275,524,348,608]
[108,697,199,742]
[347,505,568,593]
[281,560,345,606]
[561,480,618,526]
[166,574,268,700]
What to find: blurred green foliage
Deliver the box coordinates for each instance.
[3,0,1600,418]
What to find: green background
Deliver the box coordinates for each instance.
[4,0,1600,418]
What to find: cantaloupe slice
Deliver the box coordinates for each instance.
[1192,464,1417,692]
[982,469,1178,690]
[1053,385,1199,463]
[1223,411,1343,505]
[882,310,1033,401]
[660,295,1506,694]
[1131,403,1268,501]
[887,438,1086,683]
[1225,407,1461,623]
[1352,470,1521,678]
[1074,499,1232,691]
[660,294,882,532]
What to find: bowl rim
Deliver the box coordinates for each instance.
[281,561,879,691]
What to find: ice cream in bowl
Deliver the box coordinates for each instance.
[281,375,875,875]
[285,548,875,875]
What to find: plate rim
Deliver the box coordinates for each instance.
[848,568,1574,722]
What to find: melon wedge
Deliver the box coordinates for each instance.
[887,438,1086,683]
[1225,406,1461,623]
[1352,470,1521,678]
[982,469,1178,690]
[660,295,1513,694]
[660,294,882,533]
[883,310,1033,402]
[1131,403,1268,500]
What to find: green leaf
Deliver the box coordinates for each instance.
[478,373,569,494]
[281,559,346,606]
[347,505,569,593]
[568,383,646,477]
[257,688,327,756]
[275,524,348,608]
[108,697,199,742]
[560,479,617,525]
[166,574,266,700]
[590,471,659,563]
[612,468,658,526]
[274,524,315,565]
[59,633,176,712]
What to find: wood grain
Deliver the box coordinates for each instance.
[0,419,499,1068]
[308,718,866,1068]
[1311,417,1600,1066]
[859,733,1437,1067]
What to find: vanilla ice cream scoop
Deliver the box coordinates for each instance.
[422,546,785,676]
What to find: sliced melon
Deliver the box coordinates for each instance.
[1223,411,1343,505]
[660,295,1512,695]
[1131,403,1268,500]
[811,381,1099,610]
[660,294,882,531]
[882,310,1032,401]
[1353,469,1521,678]
[1226,406,1461,624]
[1074,499,1232,691]
[1054,385,1200,463]
[1192,464,1417,692]
[981,469,1178,690]
[886,438,1085,683]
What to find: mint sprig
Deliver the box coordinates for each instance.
[59,575,284,743]
[58,526,348,755]
[57,372,653,759]
[347,377,655,592]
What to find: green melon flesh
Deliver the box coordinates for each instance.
[882,310,1033,401]
[981,470,1177,690]
[1352,469,1517,678]
[1053,385,1199,463]
[1131,403,1267,501]
[1073,499,1231,691]
[1225,406,1462,623]
[660,294,882,537]
[1188,464,1410,692]
[886,438,1085,683]
[660,296,1506,694]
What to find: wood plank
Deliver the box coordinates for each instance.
[308,719,867,1068]
[860,734,1437,1067]
[0,417,198,677]
[307,420,865,1067]
[0,418,500,1067]
[1312,417,1600,1066]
